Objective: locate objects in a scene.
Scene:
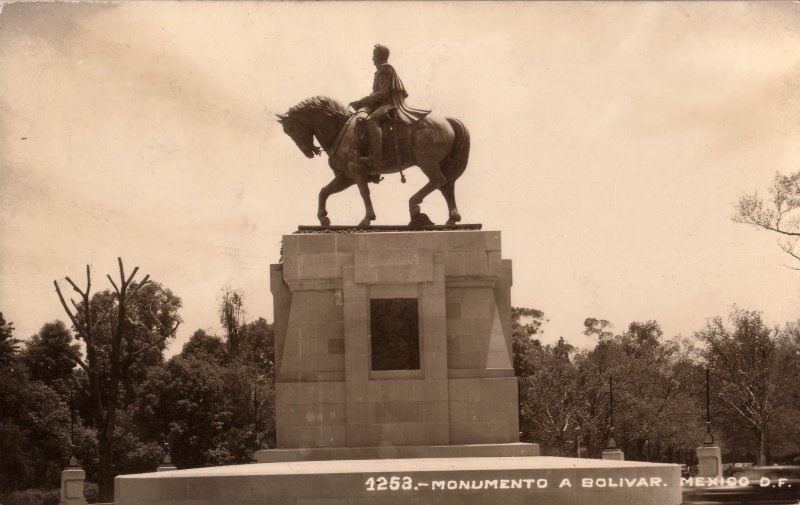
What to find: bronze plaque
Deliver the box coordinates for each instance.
[370,298,420,370]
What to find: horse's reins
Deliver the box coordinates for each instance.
[327,114,358,161]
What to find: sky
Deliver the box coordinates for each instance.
[1,1,799,354]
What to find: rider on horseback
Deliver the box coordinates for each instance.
[349,45,429,170]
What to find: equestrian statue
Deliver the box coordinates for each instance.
[277,44,470,228]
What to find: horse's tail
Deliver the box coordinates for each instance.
[442,117,470,184]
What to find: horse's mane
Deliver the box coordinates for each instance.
[287,96,350,121]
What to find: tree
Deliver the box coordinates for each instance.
[228,318,276,452]
[786,320,800,351]
[613,321,701,461]
[53,259,181,501]
[181,329,228,363]
[583,317,613,341]
[132,292,276,468]
[161,355,233,467]
[518,337,581,455]
[0,316,77,493]
[695,307,797,465]
[0,312,20,366]
[570,319,702,461]
[511,307,583,453]
[0,380,72,492]
[573,335,623,457]
[219,288,244,356]
[216,290,274,451]
[21,321,80,398]
[0,313,30,491]
[734,170,800,268]
[511,307,546,377]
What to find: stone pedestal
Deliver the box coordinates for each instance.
[602,449,625,461]
[60,465,86,505]
[157,456,177,472]
[272,230,521,449]
[115,456,682,505]
[255,443,539,463]
[695,445,722,478]
[115,229,682,505]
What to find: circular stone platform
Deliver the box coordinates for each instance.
[115,456,681,505]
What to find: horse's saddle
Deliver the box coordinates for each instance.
[332,109,417,171]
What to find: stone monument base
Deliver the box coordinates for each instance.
[695,445,722,478]
[254,442,540,463]
[115,456,681,505]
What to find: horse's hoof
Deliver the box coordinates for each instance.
[409,213,434,229]
[357,219,371,229]
[320,217,331,227]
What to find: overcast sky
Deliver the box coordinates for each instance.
[1,1,798,354]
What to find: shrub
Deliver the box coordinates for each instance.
[0,488,59,505]
[83,482,99,503]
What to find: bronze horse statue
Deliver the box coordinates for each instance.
[277,96,470,227]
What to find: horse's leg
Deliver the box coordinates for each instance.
[354,175,377,228]
[318,175,354,226]
[344,161,377,228]
[409,159,447,227]
[439,181,461,225]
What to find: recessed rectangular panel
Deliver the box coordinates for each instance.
[370,298,420,370]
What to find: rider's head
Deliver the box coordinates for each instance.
[373,44,390,65]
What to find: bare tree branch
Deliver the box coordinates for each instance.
[62,346,91,374]
[127,274,151,300]
[106,274,120,294]
[734,172,800,267]
[125,266,140,289]
[777,239,800,270]
[54,281,87,339]
[65,276,85,297]
[117,257,125,286]
[753,221,800,237]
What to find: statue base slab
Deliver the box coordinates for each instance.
[695,445,722,478]
[296,224,482,232]
[254,442,540,463]
[115,456,681,505]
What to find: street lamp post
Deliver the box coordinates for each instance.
[607,376,616,449]
[696,366,721,478]
[602,376,624,460]
[703,367,714,445]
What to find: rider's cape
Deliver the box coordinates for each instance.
[362,63,430,125]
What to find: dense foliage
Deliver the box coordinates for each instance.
[513,308,800,464]
[0,283,275,503]
[1,294,798,503]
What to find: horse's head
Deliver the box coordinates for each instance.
[276,112,319,159]
[277,97,350,159]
